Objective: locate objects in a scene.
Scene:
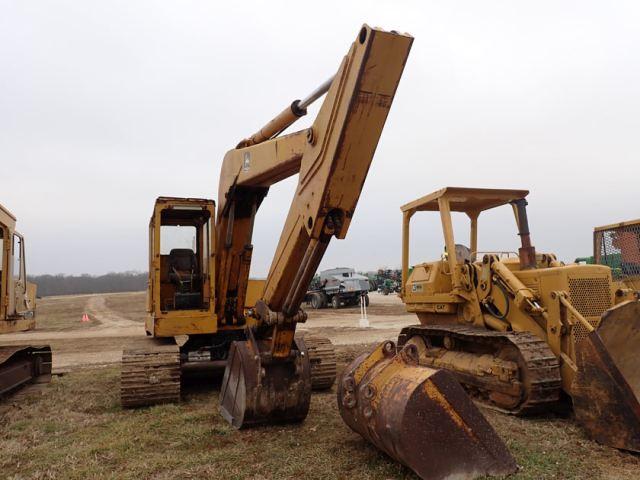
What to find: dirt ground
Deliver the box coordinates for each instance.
[1,291,414,371]
[1,292,639,479]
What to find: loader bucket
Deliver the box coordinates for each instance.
[338,341,517,480]
[219,336,311,428]
[571,300,640,452]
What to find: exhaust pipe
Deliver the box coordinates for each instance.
[511,198,536,270]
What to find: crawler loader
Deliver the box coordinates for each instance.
[397,187,640,452]
[0,203,51,396]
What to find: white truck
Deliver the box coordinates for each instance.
[305,267,370,309]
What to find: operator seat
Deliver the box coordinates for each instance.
[168,248,197,292]
[454,244,472,263]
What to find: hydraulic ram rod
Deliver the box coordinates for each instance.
[236,75,335,149]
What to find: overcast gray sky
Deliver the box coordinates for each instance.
[1,1,638,276]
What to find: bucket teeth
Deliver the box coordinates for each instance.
[338,341,517,480]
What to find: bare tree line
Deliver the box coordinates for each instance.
[28,272,147,297]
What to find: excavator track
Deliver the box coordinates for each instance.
[121,334,336,408]
[398,324,562,415]
[304,335,336,391]
[0,345,52,396]
[121,344,180,408]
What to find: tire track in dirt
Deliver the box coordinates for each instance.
[85,295,140,329]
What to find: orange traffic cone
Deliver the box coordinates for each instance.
[81,314,90,322]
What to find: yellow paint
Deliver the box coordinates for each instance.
[245,279,266,308]
[150,312,217,337]
[0,202,37,329]
[401,186,633,396]
[0,317,35,334]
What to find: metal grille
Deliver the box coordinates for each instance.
[568,277,612,345]
[596,221,640,281]
[568,278,612,317]
[571,316,601,345]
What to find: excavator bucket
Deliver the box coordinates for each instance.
[219,335,311,428]
[572,300,640,452]
[338,341,517,480]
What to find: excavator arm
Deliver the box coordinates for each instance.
[217,25,413,428]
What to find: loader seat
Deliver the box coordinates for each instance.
[454,244,472,263]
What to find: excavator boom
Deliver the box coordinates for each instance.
[217,24,413,428]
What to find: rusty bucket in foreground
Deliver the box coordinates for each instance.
[572,300,640,452]
[338,341,517,480]
[219,334,311,428]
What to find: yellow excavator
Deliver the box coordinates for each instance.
[121,24,414,418]
[123,27,519,480]
[393,186,640,452]
[0,202,51,397]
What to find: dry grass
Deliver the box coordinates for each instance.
[4,293,638,479]
[0,368,414,480]
[1,350,638,480]
[104,292,147,323]
[34,295,92,331]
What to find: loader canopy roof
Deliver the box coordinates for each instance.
[401,187,529,216]
[595,218,640,232]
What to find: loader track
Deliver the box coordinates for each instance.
[398,324,562,415]
[121,344,180,408]
[304,335,337,391]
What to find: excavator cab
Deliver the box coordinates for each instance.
[0,202,51,396]
[0,209,37,329]
[399,187,640,453]
[146,197,216,337]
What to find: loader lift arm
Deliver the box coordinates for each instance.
[216,25,413,427]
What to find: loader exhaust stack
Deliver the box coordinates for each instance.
[338,341,517,480]
[510,198,536,270]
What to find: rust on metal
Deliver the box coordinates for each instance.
[120,343,181,408]
[398,324,562,415]
[338,341,517,480]
[596,300,640,397]
[0,345,52,396]
[572,300,640,452]
[302,334,337,390]
[220,334,311,428]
